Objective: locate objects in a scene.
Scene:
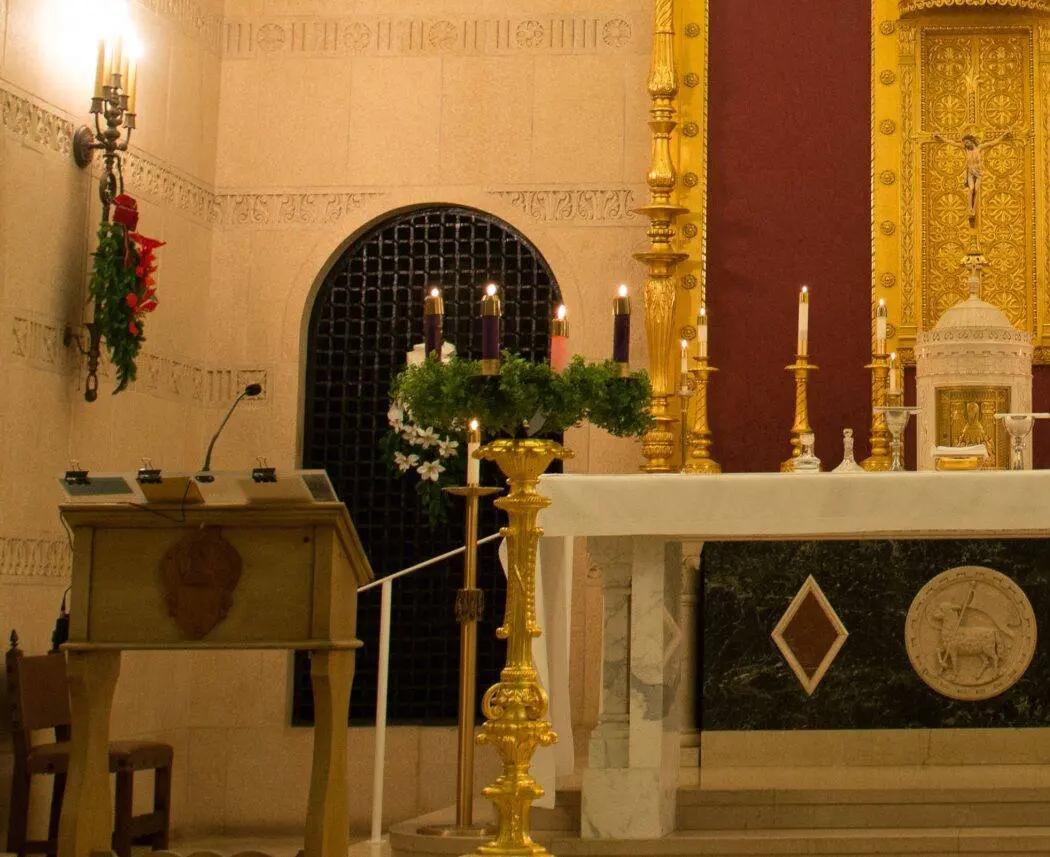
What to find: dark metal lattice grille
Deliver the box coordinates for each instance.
[295,206,561,725]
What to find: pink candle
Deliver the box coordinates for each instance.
[550,304,569,372]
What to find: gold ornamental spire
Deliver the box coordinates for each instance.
[635,0,689,472]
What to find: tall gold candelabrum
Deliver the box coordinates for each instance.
[781,356,818,472]
[635,0,689,473]
[472,438,573,857]
[861,353,892,471]
[683,358,720,473]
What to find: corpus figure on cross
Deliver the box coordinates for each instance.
[934,130,1011,224]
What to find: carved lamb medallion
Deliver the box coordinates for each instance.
[906,566,1036,701]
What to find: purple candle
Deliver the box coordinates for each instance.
[612,284,631,366]
[480,283,501,375]
[423,287,443,358]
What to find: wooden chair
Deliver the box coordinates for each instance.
[5,631,173,857]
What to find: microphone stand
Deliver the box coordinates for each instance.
[197,385,261,482]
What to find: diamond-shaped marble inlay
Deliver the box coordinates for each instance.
[771,575,848,696]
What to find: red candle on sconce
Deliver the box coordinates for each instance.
[423,286,444,359]
[612,285,631,370]
[550,304,569,372]
[480,283,501,376]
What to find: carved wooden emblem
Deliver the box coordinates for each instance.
[159,528,242,639]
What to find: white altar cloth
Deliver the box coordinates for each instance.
[535,470,1050,839]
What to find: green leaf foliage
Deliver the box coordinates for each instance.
[391,353,653,439]
[88,222,144,393]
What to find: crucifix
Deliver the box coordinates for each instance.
[934,130,1011,226]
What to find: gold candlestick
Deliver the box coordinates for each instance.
[780,356,818,472]
[472,438,573,857]
[419,483,500,839]
[861,352,892,472]
[683,358,721,473]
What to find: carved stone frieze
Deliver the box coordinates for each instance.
[1,88,74,155]
[209,192,386,228]
[10,314,70,374]
[122,151,216,223]
[901,0,1050,13]
[488,188,640,224]
[223,15,639,58]
[0,535,70,580]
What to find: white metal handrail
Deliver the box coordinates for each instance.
[359,532,502,842]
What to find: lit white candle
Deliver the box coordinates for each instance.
[889,352,899,394]
[876,298,887,355]
[697,307,708,358]
[467,418,481,486]
[797,286,810,357]
[680,339,689,377]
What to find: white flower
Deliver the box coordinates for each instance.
[437,438,459,459]
[393,452,419,473]
[417,460,445,482]
[387,403,405,430]
[414,426,439,449]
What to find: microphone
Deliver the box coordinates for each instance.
[196,383,263,482]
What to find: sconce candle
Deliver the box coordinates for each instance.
[423,287,444,359]
[612,284,631,368]
[797,285,810,357]
[876,298,887,355]
[480,283,501,375]
[93,40,107,99]
[550,304,569,372]
[697,306,708,359]
[467,418,481,486]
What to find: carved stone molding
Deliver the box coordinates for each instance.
[901,0,1050,13]
[209,192,386,228]
[0,535,70,581]
[122,151,216,223]
[223,15,640,58]
[136,0,224,54]
[10,314,71,375]
[488,188,640,224]
[1,88,74,156]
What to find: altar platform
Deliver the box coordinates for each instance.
[389,471,1050,856]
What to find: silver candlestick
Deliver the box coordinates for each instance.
[833,428,864,474]
[995,413,1050,471]
[875,406,920,472]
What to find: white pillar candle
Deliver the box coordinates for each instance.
[680,339,689,376]
[697,307,708,358]
[889,352,899,394]
[797,286,809,357]
[467,418,481,486]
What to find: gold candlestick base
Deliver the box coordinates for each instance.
[471,439,573,857]
[780,356,818,473]
[861,353,892,472]
[683,358,721,474]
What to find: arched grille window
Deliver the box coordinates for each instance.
[295,206,562,724]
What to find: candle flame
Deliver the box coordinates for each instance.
[618,284,629,298]
[890,351,897,361]
[878,297,885,309]
[469,418,480,432]
[680,339,688,350]
[800,285,809,297]
[485,283,498,297]
[556,304,567,321]
[699,307,707,320]
[429,287,440,298]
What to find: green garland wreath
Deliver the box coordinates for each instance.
[88,222,160,393]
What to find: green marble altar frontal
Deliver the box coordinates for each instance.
[700,539,1050,730]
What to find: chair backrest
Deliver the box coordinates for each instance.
[6,632,70,735]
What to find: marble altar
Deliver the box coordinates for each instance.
[537,471,1050,839]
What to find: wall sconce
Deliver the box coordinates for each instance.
[68,12,142,401]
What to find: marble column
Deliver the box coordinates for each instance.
[582,536,683,838]
[679,541,701,765]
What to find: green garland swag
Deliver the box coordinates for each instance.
[88,222,159,393]
[391,352,653,440]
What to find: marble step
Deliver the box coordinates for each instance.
[677,786,1050,831]
[548,827,1050,856]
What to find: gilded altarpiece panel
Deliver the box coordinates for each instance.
[873,4,1050,363]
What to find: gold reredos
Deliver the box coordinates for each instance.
[900,0,1050,14]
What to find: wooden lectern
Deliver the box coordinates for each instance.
[56,497,372,857]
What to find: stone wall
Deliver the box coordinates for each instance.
[0,0,650,838]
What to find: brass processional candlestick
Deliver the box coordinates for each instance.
[683,357,721,473]
[781,356,819,472]
[418,482,500,838]
[862,352,892,471]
